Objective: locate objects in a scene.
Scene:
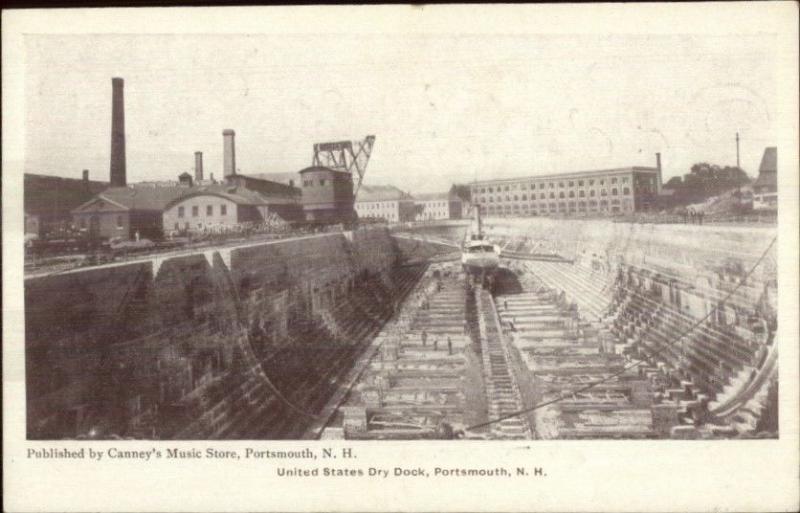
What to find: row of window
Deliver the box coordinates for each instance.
[475,176,632,194]
[483,199,630,213]
[478,187,631,203]
[303,179,327,187]
[177,204,228,218]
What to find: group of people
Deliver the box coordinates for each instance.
[420,330,454,355]
[681,208,706,225]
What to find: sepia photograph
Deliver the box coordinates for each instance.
[3,3,799,512]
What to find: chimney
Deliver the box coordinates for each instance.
[110,77,126,187]
[223,129,236,178]
[194,151,204,182]
[82,169,90,191]
[655,152,662,194]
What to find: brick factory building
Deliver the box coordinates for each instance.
[470,156,663,217]
[354,184,416,223]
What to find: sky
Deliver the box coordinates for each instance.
[23,32,778,194]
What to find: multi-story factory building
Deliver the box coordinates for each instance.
[470,156,663,217]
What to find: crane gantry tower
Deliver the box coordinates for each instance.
[312,135,376,198]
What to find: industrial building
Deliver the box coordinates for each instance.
[72,185,188,240]
[354,185,416,223]
[413,192,463,221]
[162,185,299,235]
[299,166,356,224]
[24,171,108,239]
[470,155,663,217]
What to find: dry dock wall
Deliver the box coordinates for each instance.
[484,218,777,321]
[24,227,400,438]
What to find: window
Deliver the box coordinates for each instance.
[540,193,545,199]
[514,195,518,201]
[559,192,565,199]
[539,183,545,189]
[522,194,527,200]
[590,190,596,197]
[178,206,185,218]
[623,187,630,195]
[207,205,213,216]
[549,183,554,188]
[579,190,585,197]
[192,206,199,217]
[116,215,123,228]
[568,181,574,187]
[600,180,605,185]
[549,192,555,199]
[174,222,179,230]
[221,204,227,215]
[611,177,618,184]
[184,222,189,230]
[504,186,509,191]
[589,179,595,186]
[559,182,565,188]
[612,188,618,196]
[622,177,629,184]
[601,189,607,196]
[319,179,326,186]
[578,180,584,186]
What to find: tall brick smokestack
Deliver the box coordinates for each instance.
[110,77,126,187]
[655,152,662,194]
[194,151,204,182]
[223,129,236,178]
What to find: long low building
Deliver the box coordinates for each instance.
[72,176,303,240]
[355,184,416,223]
[470,156,663,217]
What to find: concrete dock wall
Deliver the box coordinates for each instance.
[24,227,399,438]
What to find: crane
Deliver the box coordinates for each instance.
[312,135,376,198]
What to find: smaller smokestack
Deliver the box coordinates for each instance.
[223,129,236,178]
[82,169,90,191]
[194,151,204,182]
[655,152,662,194]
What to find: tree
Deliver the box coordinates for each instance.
[667,163,750,205]
[664,176,683,189]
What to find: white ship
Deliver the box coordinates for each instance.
[461,206,500,275]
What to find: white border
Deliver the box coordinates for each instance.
[3,4,799,512]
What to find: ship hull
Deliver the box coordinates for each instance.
[461,255,499,275]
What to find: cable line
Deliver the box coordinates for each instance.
[465,235,777,432]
